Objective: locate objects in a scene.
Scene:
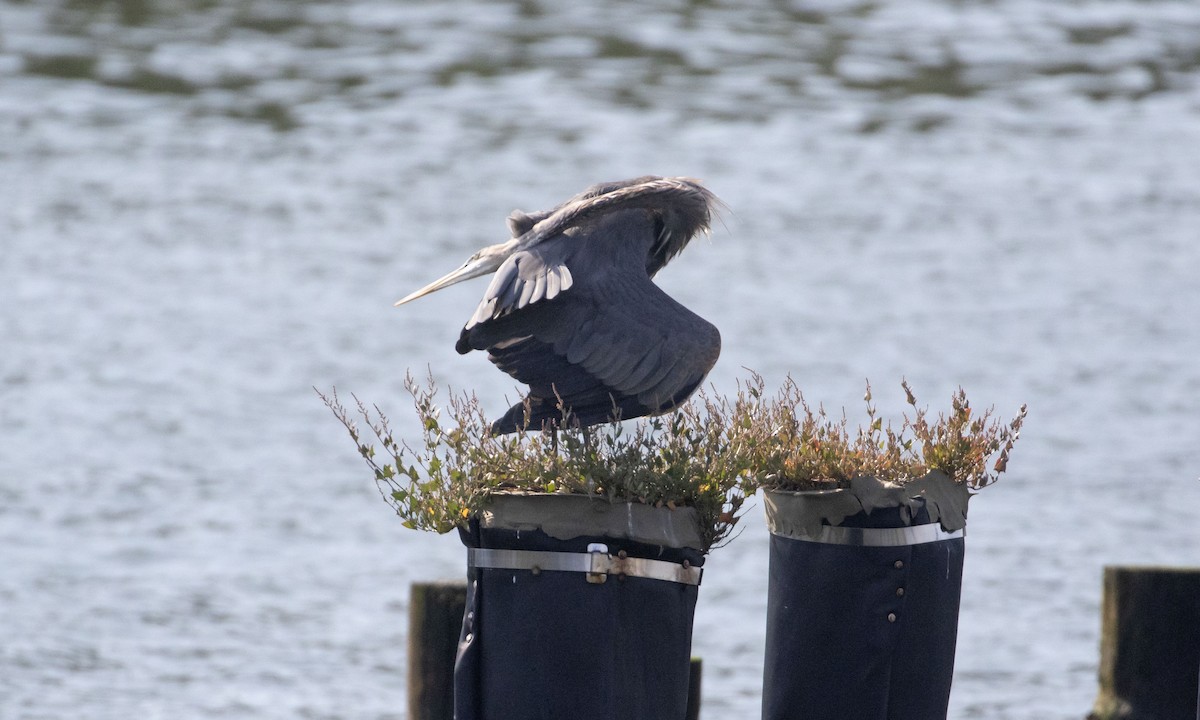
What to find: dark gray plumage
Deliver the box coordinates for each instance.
[396,176,722,434]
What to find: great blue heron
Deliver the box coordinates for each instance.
[396,176,722,434]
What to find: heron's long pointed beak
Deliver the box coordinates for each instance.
[394,253,505,306]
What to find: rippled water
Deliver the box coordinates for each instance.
[3,1,1200,718]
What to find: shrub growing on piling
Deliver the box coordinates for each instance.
[732,374,1027,492]
[318,373,1025,550]
[318,373,750,551]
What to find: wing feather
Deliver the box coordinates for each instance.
[465,248,573,331]
[530,273,546,305]
[462,271,719,424]
[488,337,601,399]
[622,343,663,395]
[517,273,536,308]
[592,334,643,387]
[564,316,597,364]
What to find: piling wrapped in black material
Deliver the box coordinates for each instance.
[762,482,967,720]
[453,494,705,720]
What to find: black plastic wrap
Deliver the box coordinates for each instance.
[454,516,704,720]
[762,503,964,720]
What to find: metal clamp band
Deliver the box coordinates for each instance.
[467,546,702,586]
[770,523,964,547]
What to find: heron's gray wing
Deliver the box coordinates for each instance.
[552,272,721,411]
[457,248,574,340]
[487,336,615,405]
[461,269,720,418]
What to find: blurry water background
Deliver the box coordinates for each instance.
[3,0,1200,717]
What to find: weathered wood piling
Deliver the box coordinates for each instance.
[1087,566,1200,720]
[408,581,468,720]
[687,657,703,720]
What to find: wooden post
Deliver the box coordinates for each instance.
[408,581,468,720]
[687,657,703,720]
[1088,566,1200,720]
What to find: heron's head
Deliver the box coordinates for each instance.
[394,241,516,306]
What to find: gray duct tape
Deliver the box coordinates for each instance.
[468,546,703,586]
[768,522,965,546]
